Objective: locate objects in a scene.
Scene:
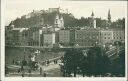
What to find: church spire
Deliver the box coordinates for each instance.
[107,9,111,28]
[108,9,111,22]
[91,11,94,17]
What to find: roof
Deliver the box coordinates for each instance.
[12,28,28,32]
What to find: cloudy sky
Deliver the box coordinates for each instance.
[5,0,127,25]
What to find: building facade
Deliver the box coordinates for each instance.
[75,28,100,47]
[43,33,56,47]
[5,27,28,46]
[54,14,64,28]
[27,27,42,47]
[112,29,125,43]
[58,30,75,46]
[100,29,113,45]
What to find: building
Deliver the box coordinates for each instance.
[75,28,100,47]
[43,33,56,47]
[100,29,113,45]
[27,27,43,47]
[59,30,70,46]
[90,11,96,28]
[54,13,64,28]
[49,8,60,13]
[112,29,125,43]
[59,29,75,46]
[5,27,28,46]
[100,29,125,45]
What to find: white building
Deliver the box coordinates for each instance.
[54,14,64,28]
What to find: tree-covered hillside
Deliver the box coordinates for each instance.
[8,10,125,29]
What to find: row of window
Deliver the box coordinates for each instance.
[104,37,124,39]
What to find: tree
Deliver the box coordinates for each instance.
[111,18,125,29]
[86,46,111,76]
[110,49,125,77]
[63,47,111,77]
[63,48,83,77]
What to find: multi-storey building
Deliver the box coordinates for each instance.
[58,30,75,46]
[112,29,125,43]
[100,29,113,45]
[5,27,28,46]
[58,28,125,47]
[75,28,100,46]
[59,30,70,46]
[100,29,125,45]
[27,27,43,47]
[43,33,56,47]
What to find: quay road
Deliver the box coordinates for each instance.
[5,45,93,50]
[6,56,63,77]
[6,60,63,77]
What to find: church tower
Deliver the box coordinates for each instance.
[107,9,111,27]
[91,11,96,28]
[54,13,64,28]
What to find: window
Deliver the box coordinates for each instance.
[56,19,58,23]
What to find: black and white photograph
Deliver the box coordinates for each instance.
[0,0,128,81]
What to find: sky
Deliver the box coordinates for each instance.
[5,0,127,25]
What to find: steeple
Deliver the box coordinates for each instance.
[90,11,96,28]
[107,9,111,28]
[91,11,94,18]
[108,9,111,22]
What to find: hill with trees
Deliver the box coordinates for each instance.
[8,9,125,29]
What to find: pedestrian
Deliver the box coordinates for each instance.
[12,59,15,64]
[43,72,46,77]
[5,66,9,75]
[40,67,42,75]
[28,69,31,77]
[21,65,24,71]
[54,60,55,64]
[55,60,57,64]
[18,68,21,73]
[22,73,24,77]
